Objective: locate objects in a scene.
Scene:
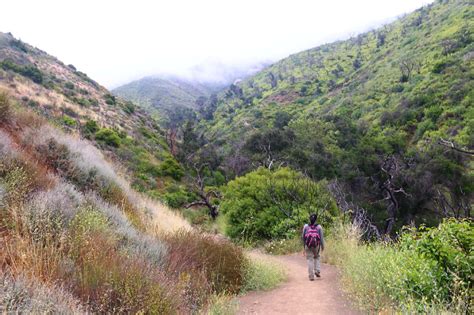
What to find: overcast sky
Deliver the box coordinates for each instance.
[1,0,433,88]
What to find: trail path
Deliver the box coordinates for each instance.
[238,254,360,315]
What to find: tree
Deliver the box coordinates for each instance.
[244,129,294,169]
[399,58,421,82]
[273,111,292,129]
[268,72,278,88]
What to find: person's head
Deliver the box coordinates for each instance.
[309,213,317,225]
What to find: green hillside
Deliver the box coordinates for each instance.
[200,0,473,233]
[112,76,221,117]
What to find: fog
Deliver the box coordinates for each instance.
[1,0,433,88]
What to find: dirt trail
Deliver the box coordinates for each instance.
[238,254,360,315]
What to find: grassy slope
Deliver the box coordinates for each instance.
[0,32,184,197]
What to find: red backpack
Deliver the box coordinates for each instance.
[304,225,321,248]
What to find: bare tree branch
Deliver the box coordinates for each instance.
[438,138,474,155]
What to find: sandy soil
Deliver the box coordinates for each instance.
[237,254,360,315]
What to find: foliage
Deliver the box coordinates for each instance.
[0,59,43,84]
[95,128,121,147]
[221,167,338,243]
[160,157,184,180]
[82,119,99,138]
[163,188,192,209]
[103,93,116,105]
[203,0,474,233]
[61,115,76,127]
[324,220,473,313]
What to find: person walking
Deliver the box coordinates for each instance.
[302,213,324,281]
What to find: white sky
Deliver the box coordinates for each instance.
[1,0,433,88]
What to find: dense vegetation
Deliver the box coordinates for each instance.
[221,167,337,243]
[325,219,472,313]
[195,0,473,236]
[1,0,473,313]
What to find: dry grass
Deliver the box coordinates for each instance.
[141,195,191,235]
[1,272,85,313]
[241,251,287,293]
[165,230,247,298]
[0,100,213,313]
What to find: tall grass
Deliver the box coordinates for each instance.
[323,221,472,313]
[0,106,239,313]
[241,252,287,293]
[1,273,85,313]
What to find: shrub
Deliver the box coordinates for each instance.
[165,230,246,296]
[9,39,28,52]
[82,119,99,138]
[123,101,136,114]
[62,115,76,127]
[163,189,190,208]
[0,92,11,122]
[64,82,75,90]
[1,274,85,313]
[221,167,338,243]
[160,157,184,180]
[399,219,473,305]
[104,93,116,105]
[324,220,473,313]
[95,128,121,147]
[0,60,43,84]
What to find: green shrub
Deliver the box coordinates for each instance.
[9,39,28,52]
[325,220,473,313]
[0,60,43,84]
[399,219,473,304]
[104,93,116,105]
[62,115,76,127]
[95,128,121,147]
[123,101,136,114]
[82,120,99,138]
[220,167,338,243]
[163,189,190,208]
[64,82,75,90]
[160,158,184,180]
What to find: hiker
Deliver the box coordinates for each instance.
[302,213,324,281]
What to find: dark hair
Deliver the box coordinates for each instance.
[309,213,317,225]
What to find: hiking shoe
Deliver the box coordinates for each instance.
[309,278,315,281]
[315,272,321,278]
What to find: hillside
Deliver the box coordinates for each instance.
[113,75,221,117]
[199,0,473,232]
[0,32,184,197]
[113,61,269,126]
[0,33,272,314]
